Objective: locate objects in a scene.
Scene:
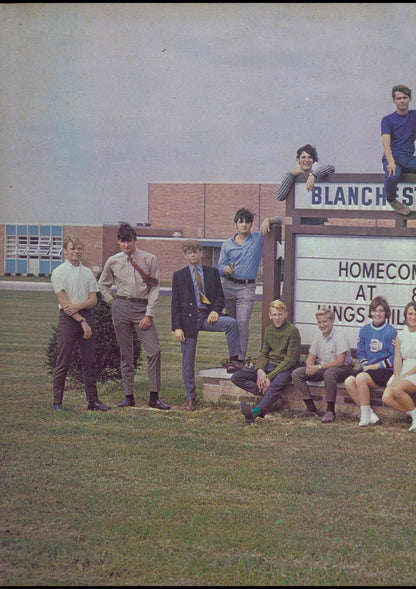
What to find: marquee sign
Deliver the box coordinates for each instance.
[293,235,415,347]
[295,182,416,211]
[261,173,416,348]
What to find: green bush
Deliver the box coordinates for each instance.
[45,293,142,384]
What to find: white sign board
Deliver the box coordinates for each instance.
[295,182,415,211]
[294,235,415,348]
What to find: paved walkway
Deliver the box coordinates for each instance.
[0,281,263,299]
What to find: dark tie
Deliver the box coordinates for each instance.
[194,268,211,305]
[127,255,159,288]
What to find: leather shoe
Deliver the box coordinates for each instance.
[88,399,111,411]
[240,400,255,424]
[148,398,170,410]
[185,398,196,411]
[117,396,135,407]
[226,360,244,374]
[53,403,63,411]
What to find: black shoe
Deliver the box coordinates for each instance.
[149,398,170,410]
[53,403,63,411]
[226,360,244,374]
[88,400,111,411]
[118,396,135,407]
[270,396,286,413]
[240,400,255,424]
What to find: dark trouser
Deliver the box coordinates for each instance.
[291,364,354,403]
[53,310,98,404]
[231,364,292,416]
[383,155,416,203]
[111,298,161,395]
[181,309,242,400]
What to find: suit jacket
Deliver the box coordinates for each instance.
[171,264,225,338]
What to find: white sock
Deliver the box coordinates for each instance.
[360,405,371,419]
[406,407,416,421]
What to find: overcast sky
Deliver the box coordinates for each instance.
[1,3,416,225]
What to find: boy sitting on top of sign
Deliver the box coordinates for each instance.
[291,306,354,423]
[381,84,416,216]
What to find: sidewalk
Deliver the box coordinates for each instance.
[0,281,263,299]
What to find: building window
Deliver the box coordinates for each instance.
[5,225,63,275]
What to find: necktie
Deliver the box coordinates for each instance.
[194,268,211,305]
[128,255,159,288]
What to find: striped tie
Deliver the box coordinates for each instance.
[195,268,211,305]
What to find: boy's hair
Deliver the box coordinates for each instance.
[117,222,137,242]
[392,84,411,99]
[404,301,416,324]
[296,143,319,162]
[315,306,335,321]
[269,299,287,312]
[63,234,83,250]
[234,207,254,224]
[369,296,391,319]
[181,239,203,253]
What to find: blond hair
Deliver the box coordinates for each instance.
[63,234,83,250]
[315,306,335,321]
[269,299,287,312]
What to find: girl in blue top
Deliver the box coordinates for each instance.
[345,296,397,427]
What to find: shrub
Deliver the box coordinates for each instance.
[45,293,142,384]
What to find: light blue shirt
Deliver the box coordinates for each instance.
[217,231,263,280]
[189,264,208,310]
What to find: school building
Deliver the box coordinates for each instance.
[0,182,285,281]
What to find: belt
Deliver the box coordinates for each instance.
[116,295,148,303]
[224,275,255,285]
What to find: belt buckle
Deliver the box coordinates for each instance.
[126,296,133,302]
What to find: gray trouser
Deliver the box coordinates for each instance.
[291,364,354,403]
[111,298,161,395]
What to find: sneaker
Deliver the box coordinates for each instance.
[409,422,416,433]
[370,412,380,425]
[359,417,371,427]
[389,199,411,216]
[321,411,336,423]
[293,409,319,419]
[240,400,255,424]
[53,403,63,411]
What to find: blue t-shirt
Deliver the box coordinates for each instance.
[381,110,416,162]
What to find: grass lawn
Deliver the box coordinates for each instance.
[1,289,415,585]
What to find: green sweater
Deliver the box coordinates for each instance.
[257,319,301,381]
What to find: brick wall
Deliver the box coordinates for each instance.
[148,182,286,239]
[64,225,104,276]
[0,182,287,280]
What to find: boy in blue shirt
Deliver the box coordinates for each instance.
[381,84,416,216]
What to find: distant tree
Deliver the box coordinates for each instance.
[45,292,142,384]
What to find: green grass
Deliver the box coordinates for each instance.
[1,290,416,585]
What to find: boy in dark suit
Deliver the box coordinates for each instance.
[171,240,243,411]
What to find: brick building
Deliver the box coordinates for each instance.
[2,182,285,281]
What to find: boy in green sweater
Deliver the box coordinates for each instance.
[231,299,301,424]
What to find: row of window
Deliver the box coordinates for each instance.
[5,225,63,275]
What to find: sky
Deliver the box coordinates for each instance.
[1,3,416,225]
